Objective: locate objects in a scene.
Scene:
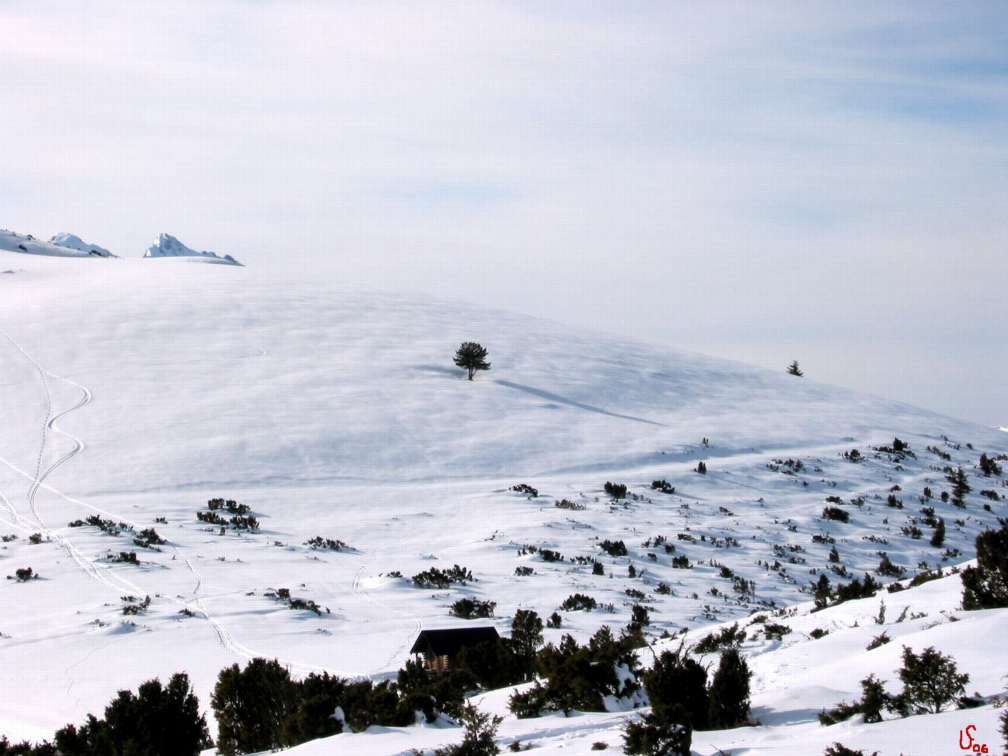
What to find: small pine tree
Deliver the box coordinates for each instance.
[212,658,299,755]
[858,674,889,724]
[813,574,831,610]
[707,648,751,728]
[436,703,502,756]
[946,467,970,507]
[960,521,1008,610]
[623,709,692,756]
[930,517,945,547]
[787,360,803,377]
[897,646,968,714]
[510,609,544,681]
[453,342,491,381]
[696,461,707,475]
[643,646,709,729]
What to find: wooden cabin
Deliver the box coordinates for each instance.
[409,627,501,672]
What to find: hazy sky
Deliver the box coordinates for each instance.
[2,1,1005,426]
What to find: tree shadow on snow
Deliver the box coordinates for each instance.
[494,380,665,427]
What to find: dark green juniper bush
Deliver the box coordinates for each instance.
[960,520,1008,609]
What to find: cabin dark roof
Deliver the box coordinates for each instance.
[410,627,501,657]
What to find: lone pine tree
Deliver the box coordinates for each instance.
[786,360,803,377]
[454,342,491,380]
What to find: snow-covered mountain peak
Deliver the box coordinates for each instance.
[49,232,114,257]
[0,228,115,258]
[144,232,242,265]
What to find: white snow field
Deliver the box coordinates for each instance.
[0,247,1005,753]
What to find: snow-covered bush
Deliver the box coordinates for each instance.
[598,539,627,557]
[449,597,496,619]
[133,528,165,548]
[822,506,849,523]
[693,623,745,654]
[304,536,351,551]
[603,481,627,499]
[559,593,597,611]
[650,479,675,494]
[554,498,585,511]
[413,564,473,588]
[10,567,36,582]
[819,674,893,726]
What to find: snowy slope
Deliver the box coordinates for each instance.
[0,247,1004,751]
[144,233,242,265]
[281,570,1006,755]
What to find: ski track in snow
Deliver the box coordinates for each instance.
[183,556,349,676]
[352,564,423,675]
[0,327,144,597]
[0,329,347,678]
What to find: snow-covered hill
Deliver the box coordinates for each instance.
[0,247,1004,750]
[144,233,242,265]
[48,233,114,258]
[0,229,115,258]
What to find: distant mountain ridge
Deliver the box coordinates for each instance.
[49,232,114,257]
[144,233,242,266]
[0,228,115,258]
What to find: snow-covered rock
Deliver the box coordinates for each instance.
[143,232,242,265]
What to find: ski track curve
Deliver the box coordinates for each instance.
[352,563,422,675]
[0,328,378,681]
[183,556,350,676]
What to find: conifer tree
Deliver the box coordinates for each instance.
[946,467,970,508]
[707,648,751,728]
[453,342,491,380]
[930,518,945,548]
[786,360,803,377]
[897,646,968,714]
[960,522,1008,609]
[510,609,544,681]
